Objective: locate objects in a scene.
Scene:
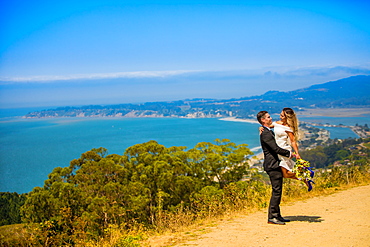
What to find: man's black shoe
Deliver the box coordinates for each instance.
[278,216,290,222]
[268,218,286,225]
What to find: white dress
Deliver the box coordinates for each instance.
[272,122,295,171]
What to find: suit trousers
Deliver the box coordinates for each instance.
[267,168,283,219]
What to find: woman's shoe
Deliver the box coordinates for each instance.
[307,180,315,192]
[307,167,315,178]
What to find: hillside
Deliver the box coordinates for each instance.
[253,74,370,108]
[24,75,370,118]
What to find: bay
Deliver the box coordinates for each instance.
[298,115,370,139]
[0,117,261,193]
[1,110,369,194]
[298,115,370,126]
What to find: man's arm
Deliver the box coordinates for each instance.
[261,130,291,158]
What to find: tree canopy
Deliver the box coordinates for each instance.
[20,139,252,239]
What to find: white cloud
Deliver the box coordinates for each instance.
[0,70,199,83]
[1,65,369,85]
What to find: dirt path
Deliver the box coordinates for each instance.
[174,185,370,247]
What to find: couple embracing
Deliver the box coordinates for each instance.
[257,108,314,225]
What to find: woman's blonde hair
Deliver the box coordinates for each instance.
[283,107,299,141]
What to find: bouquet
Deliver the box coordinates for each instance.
[292,158,313,180]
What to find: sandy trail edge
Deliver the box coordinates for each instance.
[173,185,370,247]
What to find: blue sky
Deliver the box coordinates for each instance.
[0,0,369,108]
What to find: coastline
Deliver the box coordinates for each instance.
[219,110,370,140]
[218,118,264,166]
[219,117,259,124]
[219,111,370,166]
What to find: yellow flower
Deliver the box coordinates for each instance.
[293,159,312,180]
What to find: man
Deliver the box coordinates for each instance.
[257,111,292,225]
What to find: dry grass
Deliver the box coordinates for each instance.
[1,166,369,247]
[143,167,370,247]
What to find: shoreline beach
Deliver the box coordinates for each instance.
[219,117,259,124]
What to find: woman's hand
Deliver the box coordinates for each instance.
[295,153,302,159]
[259,126,264,135]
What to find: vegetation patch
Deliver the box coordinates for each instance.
[1,137,369,246]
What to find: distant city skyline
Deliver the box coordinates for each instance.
[1,0,369,108]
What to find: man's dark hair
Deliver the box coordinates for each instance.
[257,111,268,125]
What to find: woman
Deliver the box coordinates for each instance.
[260,107,314,190]
[273,107,301,179]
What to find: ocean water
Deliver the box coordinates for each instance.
[0,116,261,193]
[1,109,369,194]
[299,115,370,127]
[299,116,370,139]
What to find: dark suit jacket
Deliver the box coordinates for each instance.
[260,126,291,171]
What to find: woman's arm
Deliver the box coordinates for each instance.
[259,124,274,134]
[287,131,301,159]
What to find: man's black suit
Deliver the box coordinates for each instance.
[260,126,291,220]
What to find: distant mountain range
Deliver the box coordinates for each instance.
[24,75,370,118]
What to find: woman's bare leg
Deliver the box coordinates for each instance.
[281,167,298,180]
[281,167,310,189]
